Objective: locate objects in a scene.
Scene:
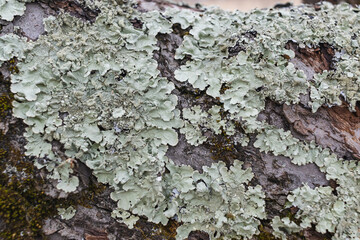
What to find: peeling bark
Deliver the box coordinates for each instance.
[259,99,360,161]
[42,0,100,22]
[304,0,360,5]
[286,41,335,80]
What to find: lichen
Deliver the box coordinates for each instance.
[4,0,360,239]
[271,216,302,239]
[0,78,57,239]
[180,105,236,146]
[0,34,27,62]
[57,206,76,220]
[166,160,266,239]
[0,22,107,239]
[0,0,26,21]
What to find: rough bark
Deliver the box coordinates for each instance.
[303,0,360,5]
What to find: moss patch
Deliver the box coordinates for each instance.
[0,59,106,239]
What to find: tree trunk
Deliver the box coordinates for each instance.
[1,1,359,240]
[303,0,360,5]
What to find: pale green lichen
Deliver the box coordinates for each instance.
[170,4,360,238]
[111,209,139,229]
[5,0,360,239]
[52,159,79,192]
[180,105,235,146]
[166,160,266,239]
[287,185,340,233]
[57,206,76,220]
[0,0,26,21]
[0,34,27,61]
[271,216,302,240]
[254,122,360,239]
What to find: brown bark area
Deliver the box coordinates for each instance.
[282,102,360,160]
[304,0,360,5]
[286,41,335,79]
[0,0,358,240]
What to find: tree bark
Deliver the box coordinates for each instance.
[0,1,359,240]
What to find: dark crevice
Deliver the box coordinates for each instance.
[137,0,205,13]
[257,98,292,132]
[244,30,258,40]
[154,23,221,111]
[51,139,67,161]
[274,2,293,8]
[188,231,210,240]
[154,23,248,171]
[227,40,245,58]
[303,0,360,5]
[285,41,336,75]
[41,0,100,22]
[329,179,339,196]
[226,31,257,58]
[130,18,143,29]
[153,23,191,78]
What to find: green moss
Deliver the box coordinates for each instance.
[255,224,278,240]
[0,174,53,239]
[0,123,56,239]
[0,137,107,239]
[8,58,19,74]
[0,58,106,239]
[135,219,180,240]
[0,94,12,118]
[209,127,237,164]
[0,64,13,119]
[281,208,301,225]
[0,128,41,239]
[206,107,245,164]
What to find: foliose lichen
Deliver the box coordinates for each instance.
[180,105,236,146]
[0,0,26,21]
[57,206,76,220]
[4,0,360,239]
[271,216,302,239]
